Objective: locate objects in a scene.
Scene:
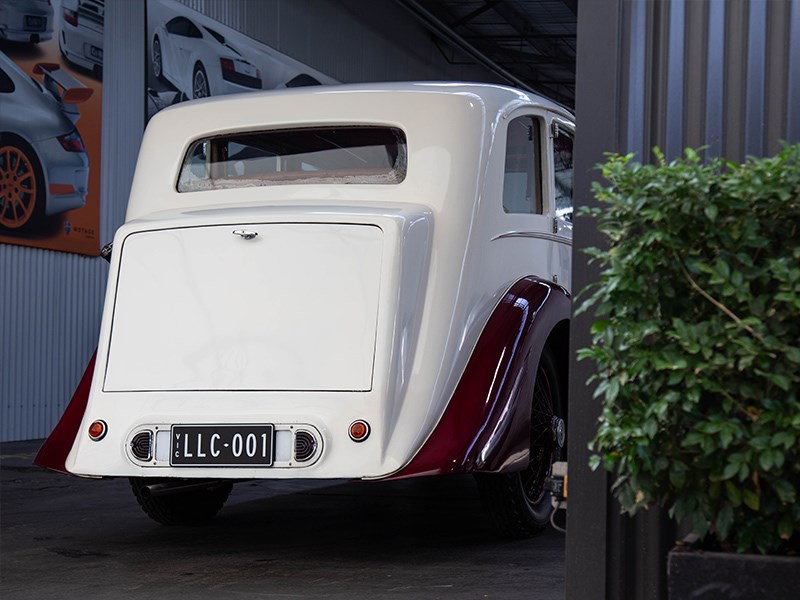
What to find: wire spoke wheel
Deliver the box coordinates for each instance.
[522,359,556,508]
[475,345,566,538]
[0,144,39,229]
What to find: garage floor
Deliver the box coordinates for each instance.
[1,440,565,599]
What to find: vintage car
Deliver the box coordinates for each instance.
[0,52,92,231]
[36,82,575,537]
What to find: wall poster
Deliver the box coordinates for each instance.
[0,0,104,256]
[146,0,337,120]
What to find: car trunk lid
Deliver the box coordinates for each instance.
[103,222,383,392]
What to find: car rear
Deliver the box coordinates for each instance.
[59,0,104,72]
[65,117,437,480]
[66,204,431,479]
[0,0,53,43]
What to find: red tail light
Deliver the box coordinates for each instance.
[57,129,85,152]
[63,8,78,27]
[88,420,107,441]
[220,58,235,72]
[349,420,370,442]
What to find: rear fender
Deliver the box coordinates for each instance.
[387,277,570,479]
[34,352,96,474]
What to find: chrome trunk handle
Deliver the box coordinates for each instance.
[232,229,258,240]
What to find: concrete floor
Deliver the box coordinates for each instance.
[1,440,565,599]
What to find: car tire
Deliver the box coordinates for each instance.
[152,35,163,81]
[129,477,233,526]
[475,345,566,538]
[0,134,45,231]
[192,63,210,99]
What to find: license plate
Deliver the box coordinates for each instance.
[89,45,103,60]
[25,16,44,30]
[171,425,274,467]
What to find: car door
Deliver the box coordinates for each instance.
[164,17,194,93]
[499,112,560,284]
[547,116,574,291]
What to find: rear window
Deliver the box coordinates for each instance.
[177,126,407,192]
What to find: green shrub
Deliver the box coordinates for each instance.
[579,144,800,554]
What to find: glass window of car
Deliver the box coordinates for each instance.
[165,17,185,35]
[166,17,201,38]
[0,68,14,93]
[178,126,407,192]
[203,26,225,44]
[553,125,574,222]
[186,20,202,38]
[503,116,543,214]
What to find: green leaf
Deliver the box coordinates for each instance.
[773,450,785,469]
[759,450,774,471]
[722,462,739,480]
[725,481,742,506]
[772,480,796,504]
[692,512,709,538]
[768,374,791,392]
[704,204,719,221]
[715,503,734,540]
[742,489,760,511]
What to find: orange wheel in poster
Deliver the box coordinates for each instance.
[0,135,44,231]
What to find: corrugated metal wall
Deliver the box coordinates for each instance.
[618,0,799,164]
[0,248,105,440]
[177,0,500,84]
[567,0,800,598]
[1,1,145,442]
[1,0,501,441]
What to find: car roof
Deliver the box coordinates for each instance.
[0,51,35,87]
[156,81,574,125]
[127,82,574,220]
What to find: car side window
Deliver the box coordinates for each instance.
[552,126,574,223]
[0,68,14,93]
[187,21,202,38]
[166,17,189,37]
[503,116,543,214]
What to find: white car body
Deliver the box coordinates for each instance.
[59,0,104,73]
[0,0,53,43]
[152,15,261,99]
[0,53,91,230]
[39,84,574,531]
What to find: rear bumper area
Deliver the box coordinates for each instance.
[62,204,434,480]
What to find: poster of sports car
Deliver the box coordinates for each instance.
[146,0,337,120]
[0,0,103,256]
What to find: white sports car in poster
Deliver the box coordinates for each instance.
[152,15,262,99]
[146,0,337,117]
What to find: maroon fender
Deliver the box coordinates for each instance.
[386,277,570,480]
[34,352,96,474]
